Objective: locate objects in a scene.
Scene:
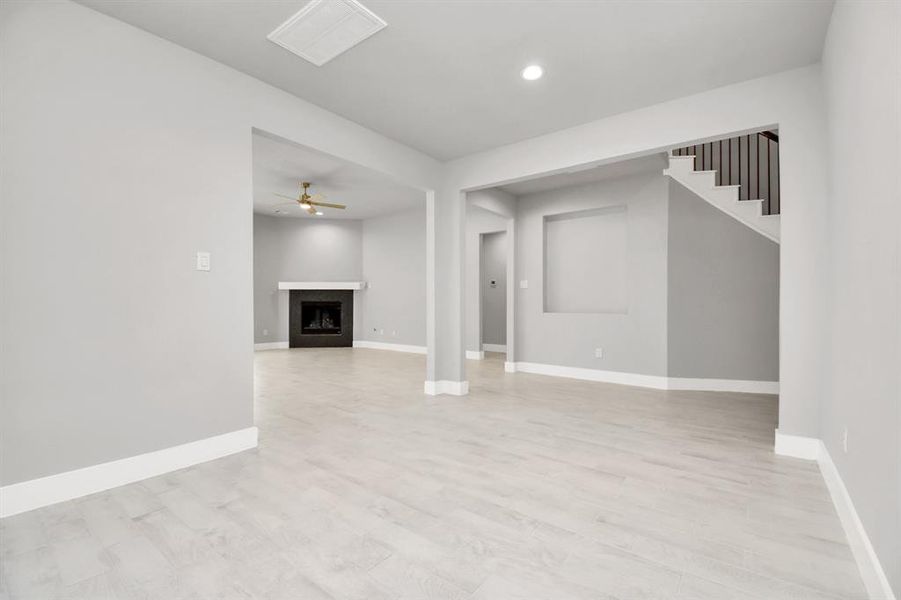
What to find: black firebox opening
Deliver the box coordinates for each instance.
[301,301,342,335]
[289,289,353,348]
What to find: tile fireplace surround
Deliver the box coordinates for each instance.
[289,289,354,348]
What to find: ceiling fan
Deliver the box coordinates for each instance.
[274,182,346,215]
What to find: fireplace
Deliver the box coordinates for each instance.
[301,301,342,335]
[289,289,353,348]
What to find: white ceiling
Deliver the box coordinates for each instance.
[252,131,423,219]
[498,154,668,196]
[78,0,834,160]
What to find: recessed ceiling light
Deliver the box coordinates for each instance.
[315,211,323,216]
[521,65,543,81]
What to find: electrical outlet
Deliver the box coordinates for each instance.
[379,329,384,335]
[842,427,848,453]
[263,329,268,337]
[391,330,397,337]
[594,348,603,358]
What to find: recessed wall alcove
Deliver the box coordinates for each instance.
[543,205,629,314]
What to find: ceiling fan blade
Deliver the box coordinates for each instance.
[309,201,346,209]
[273,193,300,202]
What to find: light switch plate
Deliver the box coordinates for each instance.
[519,280,529,289]
[196,251,211,271]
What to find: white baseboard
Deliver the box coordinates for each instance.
[466,350,485,360]
[353,340,427,354]
[509,361,778,394]
[254,341,288,351]
[818,444,897,600]
[666,377,779,394]
[773,431,896,600]
[514,362,669,388]
[423,380,469,396]
[482,344,507,353]
[774,429,821,460]
[0,427,258,518]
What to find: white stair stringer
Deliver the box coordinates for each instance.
[664,155,780,244]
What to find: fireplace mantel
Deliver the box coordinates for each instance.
[278,281,365,291]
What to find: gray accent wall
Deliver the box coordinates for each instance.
[360,207,427,347]
[515,173,669,374]
[480,232,507,346]
[253,215,363,344]
[667,181,780,381]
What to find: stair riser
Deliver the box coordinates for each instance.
[665,156,780,244]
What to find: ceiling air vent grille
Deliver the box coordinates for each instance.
[267,0,387,67]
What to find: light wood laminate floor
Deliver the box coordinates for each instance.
[1,348,866,599]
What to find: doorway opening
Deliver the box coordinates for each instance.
[479,231,507,355]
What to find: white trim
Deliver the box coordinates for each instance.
[423,380,469,396]
[667,377,779,394]
[509,361,778,393]
[774,429,821,460]
[482,343,507,353]
[0,427,258,518]
[772,434,897,600]
[352,340,427,354]
[254,341,289,351]
[466,350,485,360]
[818,444,897,600]
[515,362,669,388]
[278,281,365,290]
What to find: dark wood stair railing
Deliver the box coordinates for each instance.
[672,130,780,215]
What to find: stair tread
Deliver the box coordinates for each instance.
[666,155,781,235]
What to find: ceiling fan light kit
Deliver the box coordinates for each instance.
[273,181,347,216]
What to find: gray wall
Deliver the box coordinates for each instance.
[480,232,507,346]
[0,3,253,484]
[360,207,426,346]
[513,172,780,381]
[253,215,363,344]
[515,173,669,374]
[667,181,780,381]
[465,205,508,352]
[253,209,426,347]
[0,0,440,486]
[822,1,901,593]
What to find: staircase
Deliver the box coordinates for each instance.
[664,131,780,244]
